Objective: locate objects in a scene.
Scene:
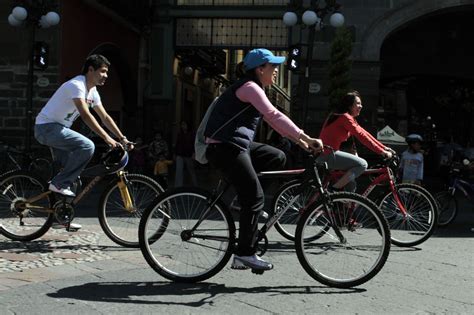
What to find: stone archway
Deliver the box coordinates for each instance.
[359,0,474,61]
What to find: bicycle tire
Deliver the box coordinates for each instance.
[139,187,236,283]
[272,179,326,241]
[0,170,54,241]
[28,158,53,182]
[434,191,458,227]
[295,192,391,288]
[378,183,438,247]
[99,173,164,248]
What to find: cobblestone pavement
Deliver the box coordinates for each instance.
[0,228,111,273]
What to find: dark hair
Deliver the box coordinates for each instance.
[235,61,262,86]
[325,90,361,127]
[81,54,110,75]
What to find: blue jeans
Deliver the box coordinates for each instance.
[34,123,95,189]
[174,155,197,187]
[316,150,368,192]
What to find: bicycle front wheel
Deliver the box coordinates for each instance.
[434,191,457,227]
[139,187,236,283]
[99,173,164,247]
[0,170,54,241]
[379,183,438,247]
[295,192,390,288]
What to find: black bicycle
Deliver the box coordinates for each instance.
[0,141,52,181]
[0,147,164,247]
[139,156,391,288]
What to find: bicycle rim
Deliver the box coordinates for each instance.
[0,171,53,240]
[139,188,235,282]
[99,174,163,247]
[434,191,457,227]
[379,184,437,247]
[296,192,390,288]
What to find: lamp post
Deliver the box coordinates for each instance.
[7,1,60,151]
[283,0,344,130]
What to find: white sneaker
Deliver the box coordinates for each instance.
[231,254,273,270]
[52,222,82,231]
[49,183,75,197]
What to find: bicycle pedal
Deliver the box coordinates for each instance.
[231,265,250,270]
[251,269,265,275]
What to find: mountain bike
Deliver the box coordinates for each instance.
[434,159,474,226]
[0,141,52,181]
[273,151,438,247]
[0,147,164,247]
[138,156,391,288]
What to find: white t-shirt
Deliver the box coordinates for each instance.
[36,75,102,128]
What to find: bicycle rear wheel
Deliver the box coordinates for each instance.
[99,173,164,248]
[0,170,54,241]
[139,187,235,283]
[434,191,457,227]
[272,179,324,241]
[295,192,390,288]
[379,183,438,247]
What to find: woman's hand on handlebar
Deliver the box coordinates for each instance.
[297,133,323,154]
[382,150,393,159]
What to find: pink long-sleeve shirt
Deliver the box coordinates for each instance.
[235,81,302,141]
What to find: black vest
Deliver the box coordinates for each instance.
[204,78,262,151]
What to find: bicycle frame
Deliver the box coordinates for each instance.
[449,176,474,203]
[326,163,409,217]
[20,170,134,214]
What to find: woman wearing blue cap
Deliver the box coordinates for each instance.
[204,48,323,271]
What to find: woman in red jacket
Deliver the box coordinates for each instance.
[319,90,393,191]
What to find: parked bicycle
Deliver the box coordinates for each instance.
[273,150,438,247]
[434,159,474,226]
[0,147,163,247]
[0,141,52,181]
[138,155,391,288]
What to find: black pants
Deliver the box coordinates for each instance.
[206,142,286,256]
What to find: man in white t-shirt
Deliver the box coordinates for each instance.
[34,55,132,229]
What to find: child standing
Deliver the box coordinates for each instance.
[154,156,173,189]
[400,134,424,185]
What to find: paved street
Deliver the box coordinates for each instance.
[1,191,473,314]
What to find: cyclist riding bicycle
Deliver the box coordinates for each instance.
[202,48,322,271]
[34,54,133,230]
[318,90,393,192]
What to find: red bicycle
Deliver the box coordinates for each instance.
[273,150,438,247]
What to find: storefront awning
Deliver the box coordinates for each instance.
[377,125,406,145]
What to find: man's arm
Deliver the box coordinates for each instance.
[73,98,120,147]
[93,105,130,145]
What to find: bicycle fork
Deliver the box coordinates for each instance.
[117,171,135,212]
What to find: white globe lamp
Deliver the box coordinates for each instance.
[8,14,22,27]
[282,11,298,26]
[302,10,318,26]
[329,12,345,28]
[45,11,60,26]
[12,6,28,21]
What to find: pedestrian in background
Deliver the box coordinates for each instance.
[153,155,173,189]
[148,131,169,174]
[174,121,197,187]
[400,134,424,185]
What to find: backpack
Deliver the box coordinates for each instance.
[194,97,251,164]
[194,98,218,164]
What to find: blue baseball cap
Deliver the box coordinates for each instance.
[243,48,286,71]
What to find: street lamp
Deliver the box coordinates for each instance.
[283,0,344,129]
[7,1,60,151]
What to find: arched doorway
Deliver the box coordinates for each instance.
[379,8,474,146]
